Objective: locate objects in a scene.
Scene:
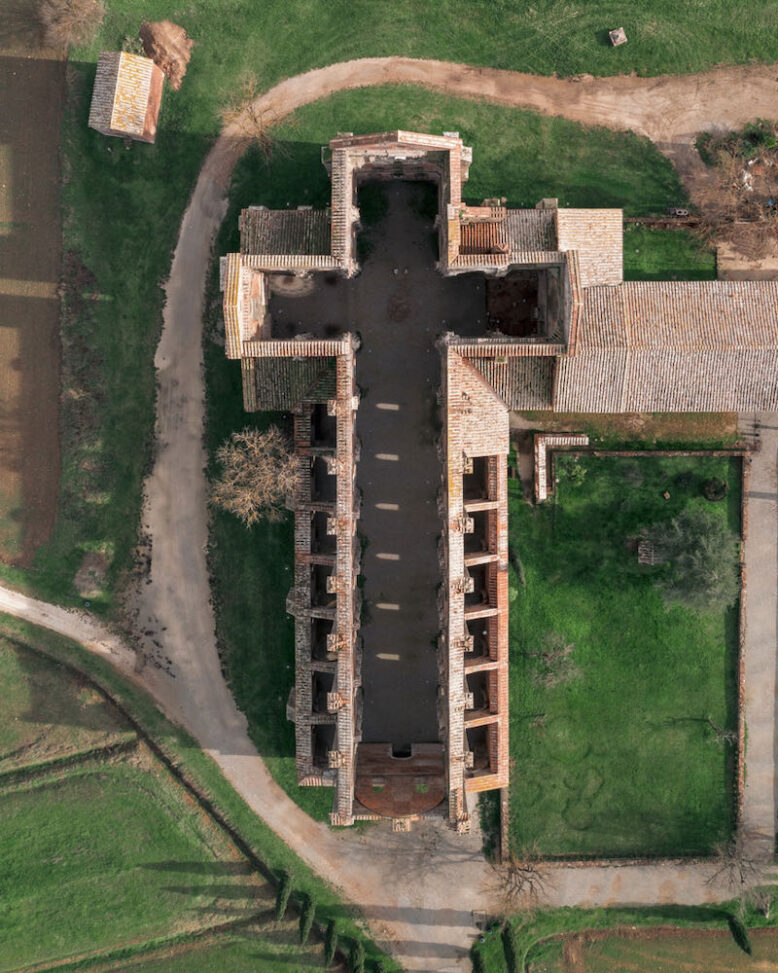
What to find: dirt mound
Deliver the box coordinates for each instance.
[139,20,192,91]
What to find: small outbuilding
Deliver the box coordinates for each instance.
[609,27,628,46]
[88,51,164,143]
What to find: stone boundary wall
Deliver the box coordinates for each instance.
[533,433,590,501]
[510,442,750,864]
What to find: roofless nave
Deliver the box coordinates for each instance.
[222,131,778,831]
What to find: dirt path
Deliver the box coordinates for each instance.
[740,416,778,862]
[5,55,778,970]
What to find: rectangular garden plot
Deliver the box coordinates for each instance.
[508,453,741,858]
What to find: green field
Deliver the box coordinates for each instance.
[0,639,134,773]
[0,630,388,972]
[507,454,740,858]
[0,760,267,970]
[88,926,328,972]
[623,224,717,281]
[527,927,778,972]
[202,87,709,820]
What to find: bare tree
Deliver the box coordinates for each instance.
[210,426,296,526]
[220,71,280,156]
[708,832,767,914]
[38,0,105,48]
[492,845,551,914]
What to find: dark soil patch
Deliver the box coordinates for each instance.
[0,10,64,566]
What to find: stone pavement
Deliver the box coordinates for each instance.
[740,414,778,862]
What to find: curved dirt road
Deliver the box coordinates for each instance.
[9,57,778,970]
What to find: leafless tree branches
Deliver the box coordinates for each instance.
[491,845,551,914]
[220,72,280,156]
[210,426,295,527]
[38,0,105,48]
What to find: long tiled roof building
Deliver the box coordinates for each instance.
[222,131,778,830]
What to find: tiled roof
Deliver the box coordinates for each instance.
[555,208,623,286]
[555,347,778,412]
[554,280,778,411]
[578,281,778,350]
[472,357,555,409]
[248,357,336,411]
[460,221,507,254]
[88,52,157,137]
[503,210,556,251]
[240,208,331,256]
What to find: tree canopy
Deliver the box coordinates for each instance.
[210,426,296,527]
[644,506,740,610]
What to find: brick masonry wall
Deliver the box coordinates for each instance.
[443,347,510,828]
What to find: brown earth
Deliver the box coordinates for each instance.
[512,411,739,444]
[0,0,63,565]
[140,20,193,91]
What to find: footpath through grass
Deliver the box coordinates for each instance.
[507,454,741,858]
[0,625,392,972]
[203,86,698,821]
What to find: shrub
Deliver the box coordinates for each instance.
[728,914,752,954]
[702,477,728,501]
[324,919,338,966]
[643,506,740,610]
[350,938,365,973]
[472,950,486,973]
[299,893,315,945]
[274,871,292,921]
[38,0,105,47]
[502,923,520,973]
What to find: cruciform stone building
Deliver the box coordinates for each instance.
[221,130,778,830]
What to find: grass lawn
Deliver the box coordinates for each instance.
[204,86,695,821]
[0,627,392,971]
[0,637,134,773]
[537,927,778,972]
[507,453,741,858]
[90,924,327,972]
[0,756,266,971]
[624,224,717,281]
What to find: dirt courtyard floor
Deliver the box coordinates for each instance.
[272,181,486,746]
[0,1,62,564]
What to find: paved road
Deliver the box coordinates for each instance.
[5,56,778,970]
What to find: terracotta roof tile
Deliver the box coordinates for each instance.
[240,208,331,255]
